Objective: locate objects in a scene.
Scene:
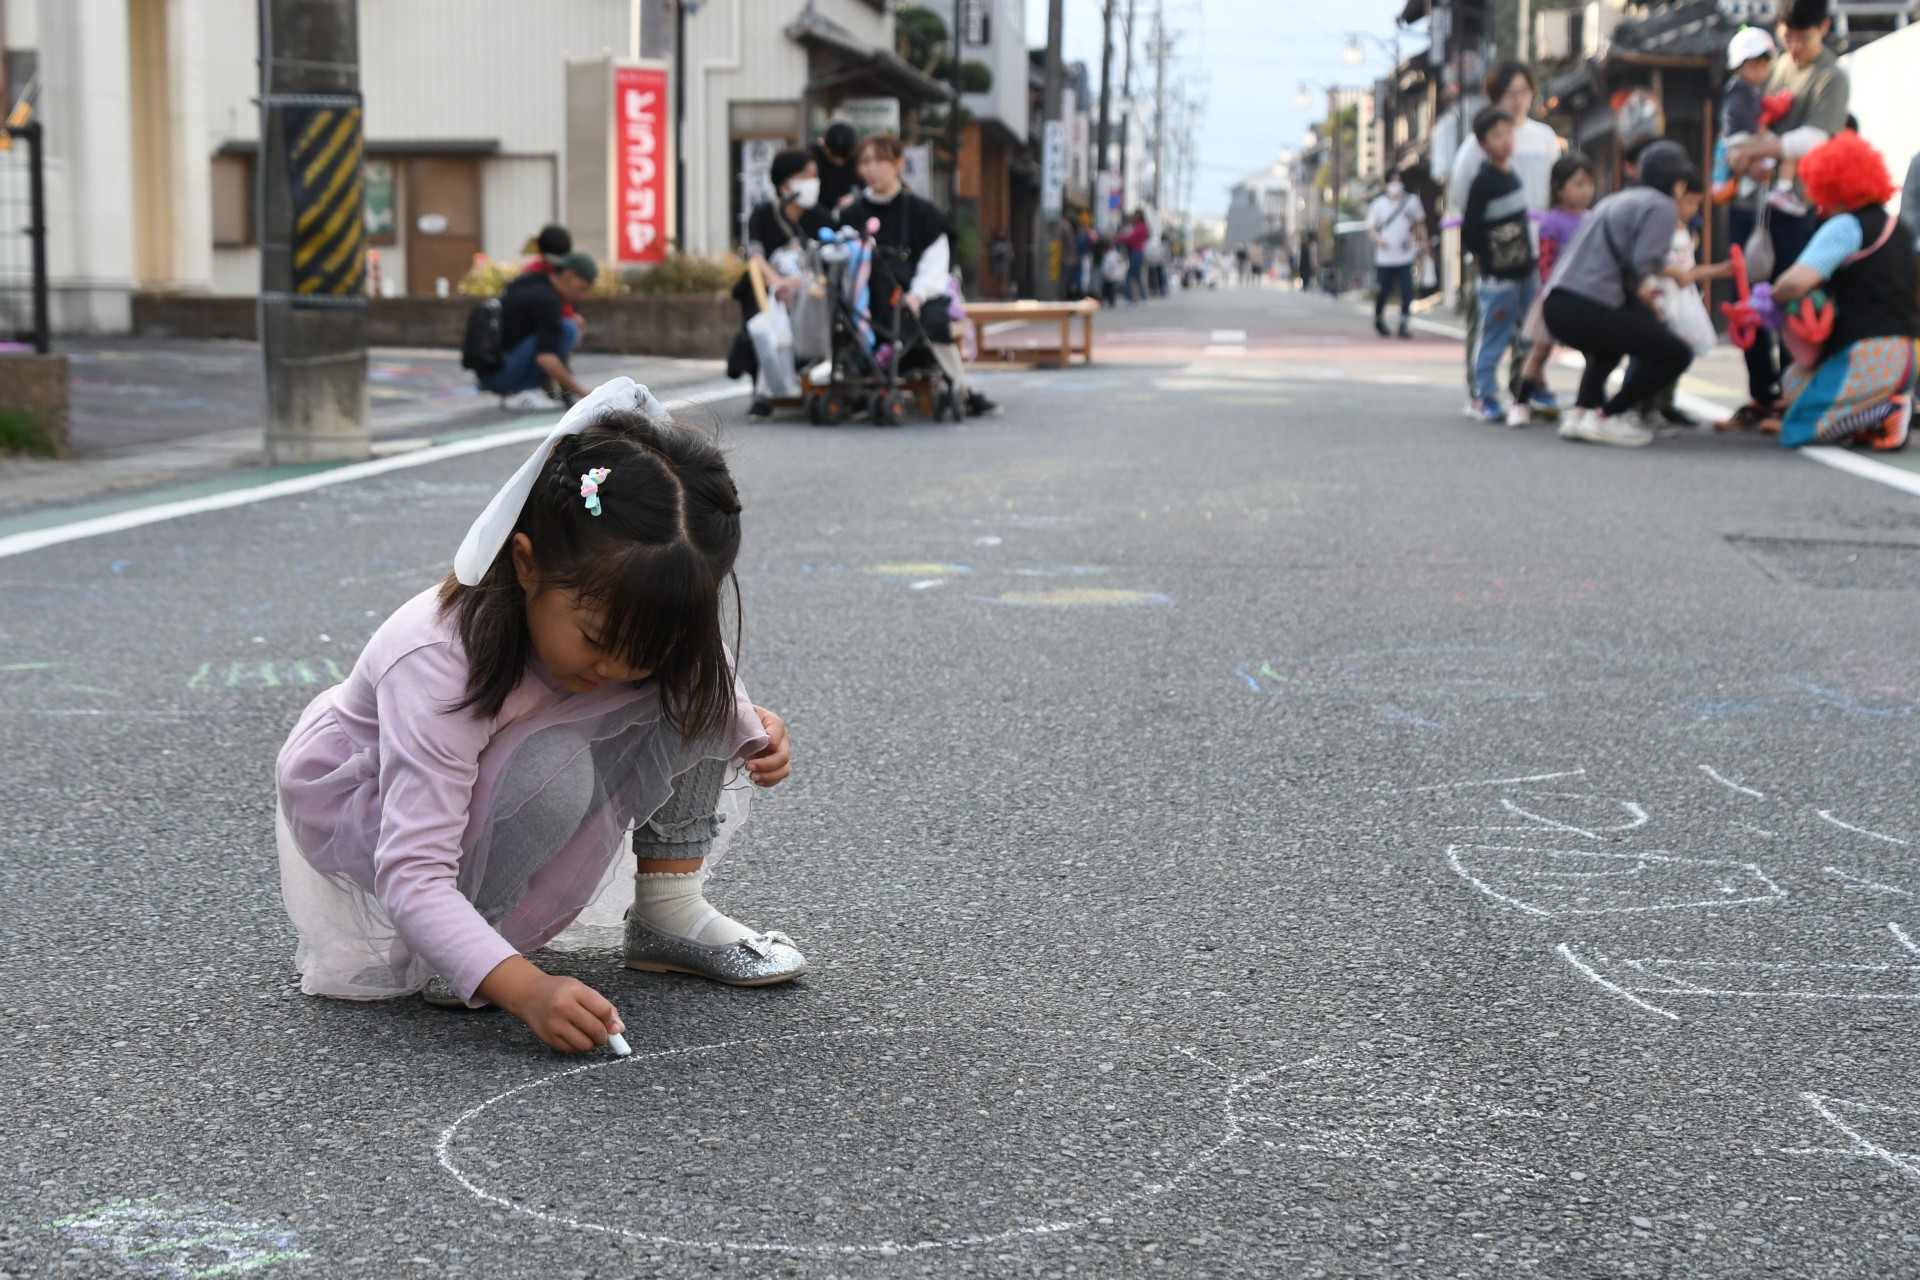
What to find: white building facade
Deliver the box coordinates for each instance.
[2,0,948,332]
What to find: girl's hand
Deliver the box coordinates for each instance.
[746,705,791,787]
[479,956,623,1054]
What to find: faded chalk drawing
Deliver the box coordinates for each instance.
[187,658,346,690]
[981,588,1172,607]
[1558,926,1920,1022]
[1785,1093,1920,1183]
[46,1197,310,1278]
[1448,846,1786,918]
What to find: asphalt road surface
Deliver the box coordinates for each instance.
[6,284,1920,1279]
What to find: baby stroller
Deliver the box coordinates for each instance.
[804,222,964,427]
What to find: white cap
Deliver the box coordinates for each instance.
[1727,25,1775,69]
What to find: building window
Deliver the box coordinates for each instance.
[963,0,990,45]
[210,155,252,247]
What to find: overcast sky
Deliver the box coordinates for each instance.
[1021,0,1415,217]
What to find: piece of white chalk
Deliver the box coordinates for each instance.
[607,1032,631,1057]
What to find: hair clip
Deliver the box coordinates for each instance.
[579,467,611,517]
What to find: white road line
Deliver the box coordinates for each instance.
[1392,310,1920,502]
[1209,329,1248,343]
[0,383,751,562]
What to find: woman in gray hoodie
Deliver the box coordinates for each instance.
[1541,141,1715,447]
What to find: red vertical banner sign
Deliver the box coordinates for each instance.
[612,63,671,265]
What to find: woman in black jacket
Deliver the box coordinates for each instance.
[839,133,997,417]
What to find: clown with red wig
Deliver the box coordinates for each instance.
[1768,131,1919,449]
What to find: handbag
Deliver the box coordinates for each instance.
[1656,277,1719,357]
[746,300,800,399]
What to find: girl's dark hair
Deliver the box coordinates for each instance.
[1549,153,1595,205]
[438,410,744,740]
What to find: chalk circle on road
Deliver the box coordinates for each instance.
[435,1025,1251,1257]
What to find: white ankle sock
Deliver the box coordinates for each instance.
[631,870,754,946]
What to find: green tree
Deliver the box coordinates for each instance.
[893,5,994,179]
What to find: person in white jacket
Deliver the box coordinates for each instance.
[1447,60,1565,416]
[840,133,998,417]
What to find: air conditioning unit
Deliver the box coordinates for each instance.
[1536,9,1574,58]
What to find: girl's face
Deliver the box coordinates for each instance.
[859,149,902,195]
[1559,169,1596,211]
[512,534,651,693]
[1677,189,1703,221]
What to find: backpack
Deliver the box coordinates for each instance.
[460,298,505,374]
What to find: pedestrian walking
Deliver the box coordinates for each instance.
[1100,239,1126,306]
[1447,60,1563,416]
[1462,109,1538,424]
[1541,142,1720,447]
[989,227,1017,300]
[1119,211,1150,305]
[1365,170,1427,339]
[275,382,805,1052]
[1767,132,1918,449]
[1717,0,1852,430]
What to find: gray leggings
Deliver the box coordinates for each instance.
[471,734,728,925]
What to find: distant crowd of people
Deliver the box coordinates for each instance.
[1353,0,1917,451]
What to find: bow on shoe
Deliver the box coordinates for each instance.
[740,932,796,958]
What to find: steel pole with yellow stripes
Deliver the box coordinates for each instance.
[257,0,369,464]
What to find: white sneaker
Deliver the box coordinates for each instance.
[1462,399,1484,421]
[1577,411,1654,447]
[1556,407,1593,440]
[1506,401,1532,427]
[502,389,563,411]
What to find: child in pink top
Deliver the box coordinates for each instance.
[276,379,801,1054]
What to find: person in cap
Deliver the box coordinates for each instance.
[1714,27,1785,204]
[481,251,597,410]
[1540,141,1729,447]
[1719,0,1853,430]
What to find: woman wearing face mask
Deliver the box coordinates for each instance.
[839,133,999,418]
[733,148,827,417]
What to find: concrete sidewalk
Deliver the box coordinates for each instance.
[0,339,729,520]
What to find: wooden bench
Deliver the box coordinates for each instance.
[965,299,1100,367]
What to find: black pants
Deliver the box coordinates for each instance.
[1374,263,1414,321]
[1727,203,1819,406]
[1542,290,1694,416]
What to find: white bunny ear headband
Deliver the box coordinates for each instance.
[452,377,671,586]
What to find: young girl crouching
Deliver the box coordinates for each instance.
[275,379,802,1053]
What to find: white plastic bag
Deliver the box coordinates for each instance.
[1655,278,1718,358]
[747,300,800,399]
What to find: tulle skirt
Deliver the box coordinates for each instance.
[276,680,762,1000]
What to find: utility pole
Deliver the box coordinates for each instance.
[949,0,965,218]
[1096,0,1114,173]
[1150,1,1168,210]
[1040,0,1065,301]
[1118,0,1136,206]
[256,0,368,464]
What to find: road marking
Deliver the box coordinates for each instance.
[1815,810,1910,845]
[1395,309,1920,502]
[0,383,750,562]
[1209,329,1248,343]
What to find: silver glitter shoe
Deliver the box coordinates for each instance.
[420,975,491,1009]
[623,915,809,987]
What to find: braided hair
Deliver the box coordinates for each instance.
[438,409,744,739]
